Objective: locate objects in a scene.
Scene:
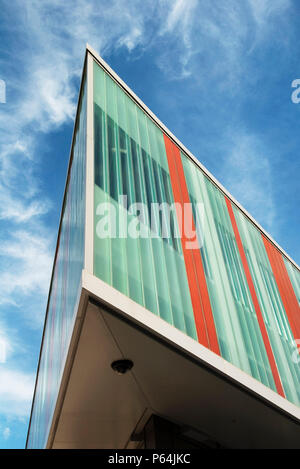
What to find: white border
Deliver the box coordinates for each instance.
[86,44,300,273]
[84,52,95,273]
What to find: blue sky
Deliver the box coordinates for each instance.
[0,0,299,449]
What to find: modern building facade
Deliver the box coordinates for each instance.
[26,45,300,449]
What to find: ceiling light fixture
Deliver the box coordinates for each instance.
[111,359,134,375]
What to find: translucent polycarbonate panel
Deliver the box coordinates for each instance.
[234,208,300,405]
[181,153,277,391]
[93,61,197,339]
[27,79,87,448]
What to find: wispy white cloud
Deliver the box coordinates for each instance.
[153,0,292,236]
[158,0,199,79]
[2,0,291,140]
[221,132,276,232]
[9,0,157,131]
[156,0,291,83]
[2,427,11,440]
[0,230,53,304]
[0,200,49,224]
[248,0,291,25]
[0,369,35,418]
[0,339,7,364]
[0,322,14,364]
[20,67,77,130]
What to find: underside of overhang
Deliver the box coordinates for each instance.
[49,299,300,449]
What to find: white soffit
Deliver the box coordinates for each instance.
[82,270,300,423]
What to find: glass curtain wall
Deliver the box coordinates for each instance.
[182,155,277,390]
[27,76,87,449]
[233,207,300,404]
[93,61,198,339]
[93,59,300,407]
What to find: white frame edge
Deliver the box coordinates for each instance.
[84,51,95,274]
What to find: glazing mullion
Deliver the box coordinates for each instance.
[135,107,159,316]
[143,119,174,324]
[161,169,181,251]
[109,82,129,297]
[94,72,111,285]
[122,92,145,306]
[259,266,283,336]
[256,236,291,340]
[265,268,290,340]
[223,215,270,383]
[192,162,252,372]
[152,130,197,337]
[217,199,265,380]
[160,165,196,335]
[235,209,300,402]
[246,245,286,385]
[284,260,300,305]
[223,230,268,382]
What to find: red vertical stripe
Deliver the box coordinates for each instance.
[226,198,285,397]
[262,236,300,350]
[163,134,220,354]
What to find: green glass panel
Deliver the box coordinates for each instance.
[182,153,276,390]
[93,59,300,407]
[284,258,300,306]
[93,60,197,339]
[234,207,300,405]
